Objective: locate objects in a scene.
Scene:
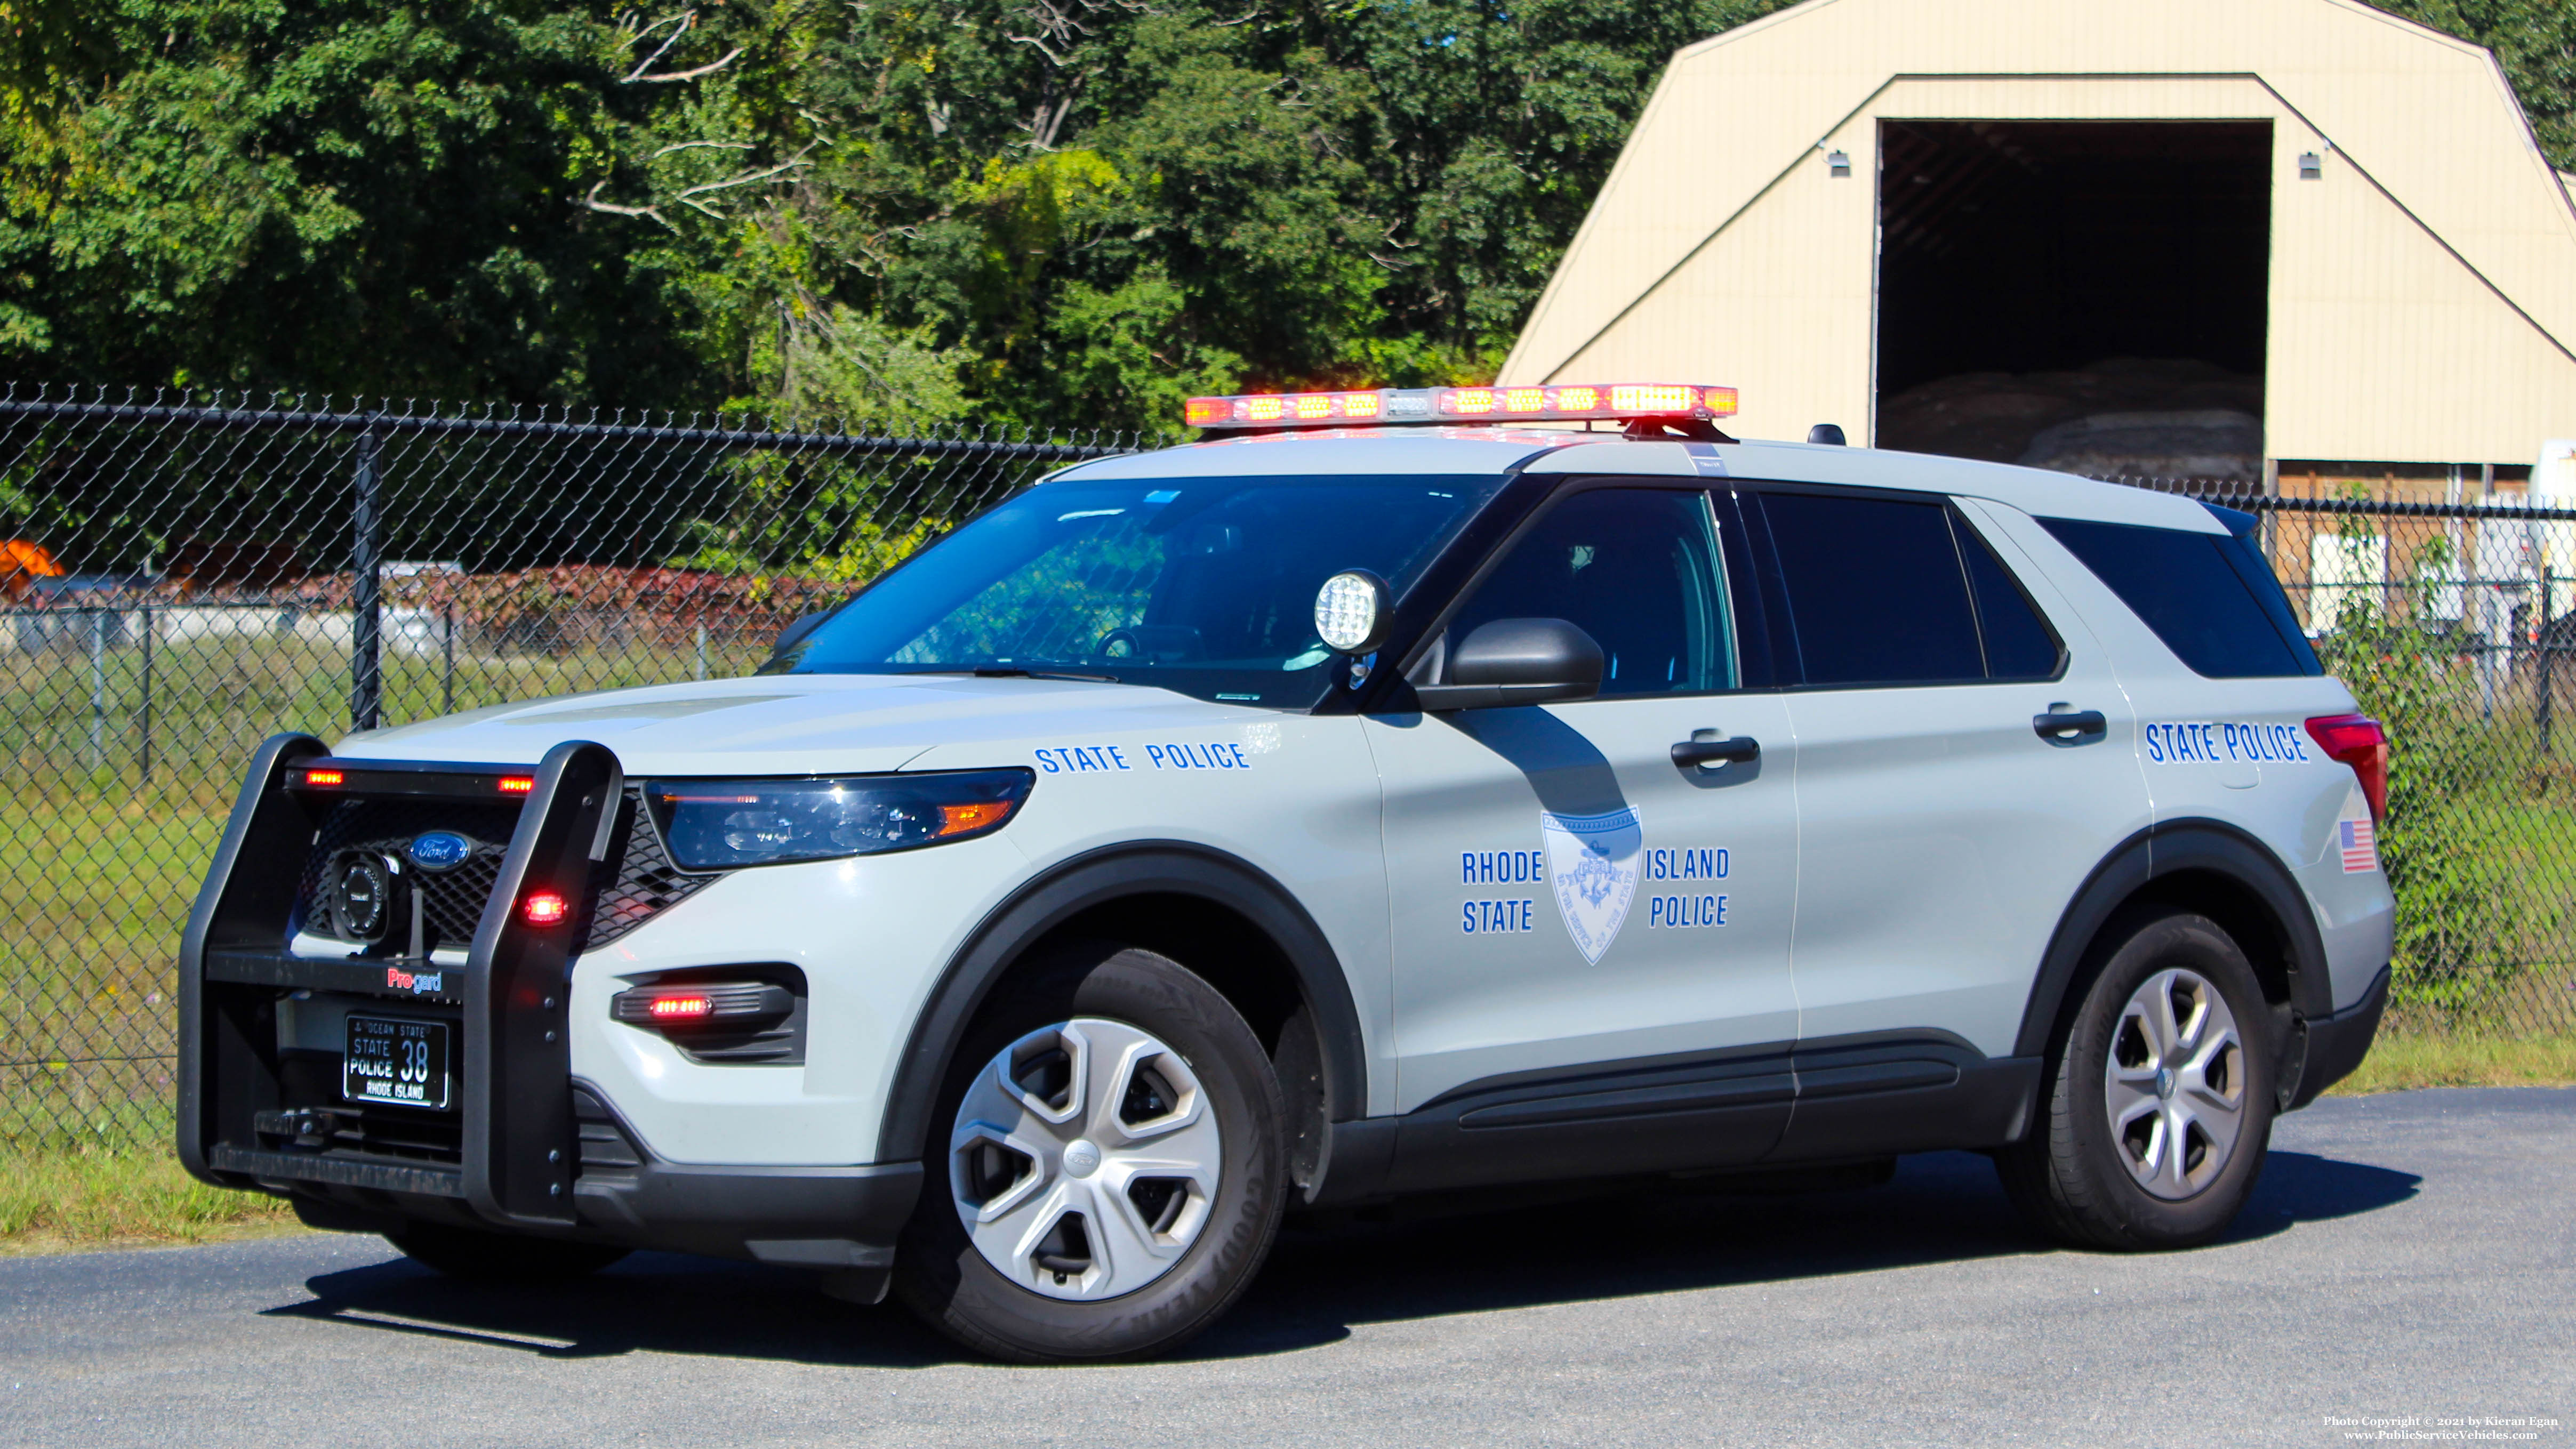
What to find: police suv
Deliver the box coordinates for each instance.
[180,383,2393,1362]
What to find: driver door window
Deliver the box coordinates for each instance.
[1438,487,1737,695]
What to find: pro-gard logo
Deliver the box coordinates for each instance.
[407,832,472,871]
[385,965,445,994]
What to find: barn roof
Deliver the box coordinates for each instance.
[1502,0,2576,466]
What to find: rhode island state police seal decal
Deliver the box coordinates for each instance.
[1540,807,1641,964]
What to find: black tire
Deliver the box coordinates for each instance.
[894,942,1287,1363]
[1997,908,2276,1251]
[386,1222,631,1281]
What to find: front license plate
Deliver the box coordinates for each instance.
[344,1015,452,1110]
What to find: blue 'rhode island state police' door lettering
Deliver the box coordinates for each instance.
[1366,485,1799,1120]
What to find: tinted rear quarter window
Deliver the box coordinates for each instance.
[1959,527,2065,680]
[2040,517,2322,678]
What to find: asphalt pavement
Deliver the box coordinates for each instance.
[3,1086,2570,1448]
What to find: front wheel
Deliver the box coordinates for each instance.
[894,943,1286,1363]
[1998,908,2276,1250]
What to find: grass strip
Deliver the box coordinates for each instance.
[2326,1033,2576,1094]
[0,1146,302,1255]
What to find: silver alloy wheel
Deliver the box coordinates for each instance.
[948,1018,1221,1301]
[2103,966,2247,1200]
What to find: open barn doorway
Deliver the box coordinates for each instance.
[1872,120,2272,479]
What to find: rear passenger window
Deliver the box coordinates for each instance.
[1757,492,1987,686]
[2039,517,2323,679]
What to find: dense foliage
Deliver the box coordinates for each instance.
[0,0,2567,433]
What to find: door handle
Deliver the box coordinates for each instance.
[1672,735,1760,769]
[2033,709,2108,743]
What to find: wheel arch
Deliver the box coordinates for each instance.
[2014,818,2333,1061]
[878,841,1370,1188]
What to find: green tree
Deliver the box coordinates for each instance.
[5,0,2575,430]
[0,1,700,404]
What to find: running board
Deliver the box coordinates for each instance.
[1310,1033,2041,1206]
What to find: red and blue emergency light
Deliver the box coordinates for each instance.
[1184,383,1738,432]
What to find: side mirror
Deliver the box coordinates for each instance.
[771,610,832,658]
[1411,618,1603,711]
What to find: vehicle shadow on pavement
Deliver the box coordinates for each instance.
[261,1147,2415,1367]
[267,1252,950,1367]
[1182,1146,2420,1361]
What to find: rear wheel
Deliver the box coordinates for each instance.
[387,1222,630,1281]
[1998,908,2275,1250]
[895,943,1286,1363]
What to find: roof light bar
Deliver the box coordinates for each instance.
[1184,383,1737,432]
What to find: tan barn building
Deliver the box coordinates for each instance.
[1500,0,2576,492]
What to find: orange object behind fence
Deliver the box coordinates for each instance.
[0,538,63,599]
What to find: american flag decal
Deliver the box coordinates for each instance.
[2339,818,2379,873]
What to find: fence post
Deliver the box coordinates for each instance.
[2541,566,2556,756]
[86,606,106,773]
[351,422,384,731]
[442,603,455,716]
[138,605,153,784]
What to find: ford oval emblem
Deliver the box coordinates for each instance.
[407,831,472,872]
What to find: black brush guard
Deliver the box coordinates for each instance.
[179,734,624,1229]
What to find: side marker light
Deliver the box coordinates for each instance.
[937,801,1014,836]
[499,776,535,795]
[304,768,345,787]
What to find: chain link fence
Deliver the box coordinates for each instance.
[2128,476,2576,1046]
[2,393,2569,1146]
[0,389,1133,1145]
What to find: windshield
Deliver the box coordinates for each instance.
[771,472,1510,706]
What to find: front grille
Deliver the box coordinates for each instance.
[587,792,719,951]
[297,786,720,955]
[300,799,521,950]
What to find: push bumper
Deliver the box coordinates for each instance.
[180,733,924,1287]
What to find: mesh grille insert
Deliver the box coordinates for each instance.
[295,787,720,954]
[299,799,523,950]
[586,791,721,951]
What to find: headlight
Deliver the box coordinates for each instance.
[646,769,1035,871]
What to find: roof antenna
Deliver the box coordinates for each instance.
[1807,423,1847,446]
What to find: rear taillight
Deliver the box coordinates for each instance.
[2305,714,2388,824]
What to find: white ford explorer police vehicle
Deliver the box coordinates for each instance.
[180,383,2394,1362]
